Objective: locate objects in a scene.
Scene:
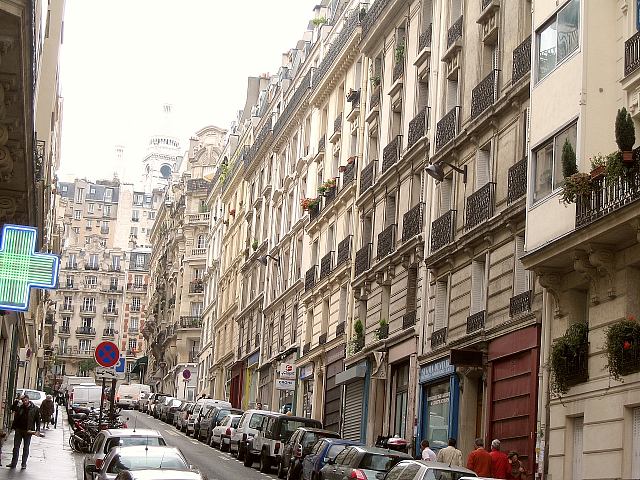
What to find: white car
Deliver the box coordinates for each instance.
[230,409,278,461]
[94,445,191,480]
[210,414,241,451]
[14,389,46,407]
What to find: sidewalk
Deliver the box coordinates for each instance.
[0,407,80,479]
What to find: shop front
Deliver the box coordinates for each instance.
[324,344,345,432]
[242,351,260,410]
[336,361,368,442]
[299,363,314,418]
[258,362,274,410]
[387,337,417,446]
[418,357,459,451]
[230,361,244,408]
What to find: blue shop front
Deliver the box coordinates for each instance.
[417,357,459,450]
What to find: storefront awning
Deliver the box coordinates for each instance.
[130,356,148,375]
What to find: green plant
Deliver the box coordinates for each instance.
[606,151,625,185]
[604,315,640,381]
[350,319,365,354]
[312,16,327,26]
[561,139,578,178]
[550,323,588,396]
[615,107,636,151]
[370,75,381,87]
[561,172,591,204]
[395,43,405,63]
[375,318,389,340]
[354,318,364,337]
[78,358,98,373]
[251,239,259,250]
[589,153,607,171]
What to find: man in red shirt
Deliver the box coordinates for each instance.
[466,438,492,477]
[490,439,510,479]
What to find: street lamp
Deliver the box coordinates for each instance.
[258,254,280,266]
[425,162,467,184]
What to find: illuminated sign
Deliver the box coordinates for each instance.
[0,224,59,311]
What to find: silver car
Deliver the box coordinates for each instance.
[83,430,166,480]
[381,460,476,480]
[94,445,191,480]
[114,470,207,480]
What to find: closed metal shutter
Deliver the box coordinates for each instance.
[342,380,364,441]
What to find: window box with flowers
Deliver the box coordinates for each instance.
[317,178,336,196]
[605,315,640,380]
[300,197,320,211]
[550,322,589,396]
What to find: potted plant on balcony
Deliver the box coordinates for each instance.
[589,153,607,180]
[251,239,259,251]
[349,319,365,354]
[561,172,592,205]
[615,107,636,163]
[318,178,336,196]
[605,314,640,380]
[300,197,320,211]
[370,75,381,88]
[606,151,625,185]
[375,318,389,340]
[394,42,405,64]
[550,322,588,396]
[312,16,327,27]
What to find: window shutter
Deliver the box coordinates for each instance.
[471,259,486,314]
[440,178,453,214]
[385,194,397,226]
[633,408,640,478]
[446,80,458,111]
[476,147,491,189]
[514,236,528,295]
[406,267,418,312]
[434,279,448,330]
[572,417,584,480]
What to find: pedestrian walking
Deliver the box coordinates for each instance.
[8,394,41,470]
[436,438,463,466]
[419,440,436,461]
[507,451,526,479]
[489,439,510,479]
[466,438,492,477]
[40,395,55,429]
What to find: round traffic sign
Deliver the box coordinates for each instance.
[95,341,120,367]
[182,369,191,380]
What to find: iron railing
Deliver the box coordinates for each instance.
[465,182,495,230]
[512,36,531,84]
[320,252,333,279]
[431,327,447,348]
[625,31,640,76]
[509,290,532,317]
[470,69,498,120]
[305,266,317,291]
[382,135,402,174]
[186,178,211,192]
[447,16,463,48]
[319,332,327,345]
[76,326,96,335]
[507,158,527,204]
[377,224,396,260]
[103,328,116,337]
[318,135,326,154]
[418,23,433,51]
[334,114,342,136]
[58,325,70,334]
[576,170,640,228]
[466,310,486,333]
[360,162,375,193]
[34,139,45,182]
[354,243,372,277]
[313,9,361,87]
[103,308,118,315]
[408,107,429,149]
[189,281,204,293]
[362,0,390,35]
[309,202,321,222]
[435,107,460,151]
[336,236,352,267]
[273,70,312,137]
[324,185,337,205]
[431,210,456,252]
[402,203,424,242]
[554,342,589,386]
[80,305,96,313]
[392,59,404,82]
[403,310,417,329]
[343,159,356,185]
[370,86,381,109]
[179,316,203,328]
[348,89,361,112]
[336,321,345,336]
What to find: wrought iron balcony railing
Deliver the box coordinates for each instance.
[431,327,447,348]
[103,328,116,337]
[403,310,417,329]
[84,264,99,271]
[324,185,337,205]
[334,114,342,135]
[554,342,589,386]
[576,170,640,228]
[382,135,402,174]
[625,31,640,76]
[318,135,326,154]
[370,86,381,110]
[419,23,433,51]
[58,325,70,334]
[80,305,96,313]
[392,60,404,83]
[447,16,463,48]
[179,316,203,329]
[189,281,204,293]
[103,308,118,315]
[336,321,345,336]
[309,202,321,222]
[348,89,361,112]
[466,310,486,333]
[319,332,327,345]
[510,290,532,317]
[360,162,375,193]
[465,182,495,230]
[377,224,396,260]
[507,158,527,204]
[435,106,460,151]
[402,203,424,242]
[431,210,456,252]
[354,243,372,277]
[305,266,317,291]
[336,236,352,267]
[320,252,333,279]
[76,326,96,335]
[470,69,498,120]
[343,160,356,186]
[361,0,390,35]
[408,107,429,149]
[512,36,531,84]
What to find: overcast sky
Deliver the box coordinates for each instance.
[58,0,315,182]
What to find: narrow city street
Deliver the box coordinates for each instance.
[121,410,279,480]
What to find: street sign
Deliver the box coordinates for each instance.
[95,367,117,380]
[275,379,295,390]
[182,369,191,380]
[0,224,59,311]
[279,363,296,380]
[114,356,125,374]
[95,341,120,368]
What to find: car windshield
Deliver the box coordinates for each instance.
[326,445,347,459]
[423,470,470,480]
[231,417,240,428]
[280,420,322,442]
[359,454,402,472]
[105,437,166,453]
[107,451,187,473]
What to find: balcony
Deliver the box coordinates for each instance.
[130,305,141,312]
[336,321,345,336]
[103,308,119,316]
[402,310,417,329]
[108,265,121,272]
[330,114,342,143]
[382,136,402,175]
[186,178,211,192]
[377,225,396,260]
[418,23,433,52]
[512,36,531,85]
[58,325,70,335]
[431,327,447,349]
[319,332,327,345]
[370,86,381,110]
[100,227,110,234]
[446,16,463,49]
[191,248,206,257]
[128,328,139,335]
[189,280,204,293]
[255,333,260,348]
[355,244,372,277]
[553,342,589,387]
[109,285,122,292]
[309,202,321,222]
[407,107,429,150]
[347,89,360,121]
[509,290,532,317]
[303,343,311,356]
[576,170,640,228]
[179,316,203,329]
[360,162,375,193]
[465,182,495,231]
[466,310,486,334]
[324,185,337,206]
[402,203,424,242]
[435,107,460,151]
[305,266,317,291]
[626,31,640,77]
[336,236,352,267]
[76,326,96,336]
[320,252,333,280]
[84,264,99,271]
[470,69,498,120]
[127,283,148,291]
[60,305,74,313]
[507,158,527,205]
[392,59,404,83]
[185,213,211,224]
[317,135,326,156]
[431,210,456,253]
[103,328,116,337]
[65,263,78,270]
[80,305,96,315]
[342,159,356,186]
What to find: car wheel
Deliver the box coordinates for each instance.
[206,433,212,445]
[259,450,271,473]
[243,450,253,467]
[237,443,245,461]
[287,463,299,480]
[220,439,228,452]
[277,459,286,479]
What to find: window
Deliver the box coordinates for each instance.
[104,188,113,202]
[133,194,143,205]
[291,304,298,343]
[572,416,584,480]
[85,275,97,286]
[393,363,409,439]
[632,408,640,478]
[85,219,92,229]
[135,254,145,268]
[107,298,117,313]
[103,205,111,216]
[536,0,580,80]
[148,211,155,220]
[66,276,74,288]
[110,277,119,290]
[132,297,141,311]
[197,234,206,249]
[73,227,80,234]
[128,339,137,352]
[132,210,140,221]
[533,122,577,202]
[79,339,92,353]
[406,266,418,314]
[87,203,94,213]
[75,188,84,203]
[61,316,70,328]
[476,143,491,189]
[89,254,99,268]
[85,237,91,244]
[134,275,143,287]
[191,302,203,316]
[89,185,96,196]
[514,236,529,295]
[112,256,120,270]
[471,258,486,315]
[434,278,449,332]
[130,226,138,237]
[130,318,139,330]
[74,210,81,220]
[63,296,72,310]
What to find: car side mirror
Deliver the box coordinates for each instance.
[322,457,330,463]
[327,458,335,465]
[375,473,385,480]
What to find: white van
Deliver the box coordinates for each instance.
[71,383,103,409]
[115,384,151,409]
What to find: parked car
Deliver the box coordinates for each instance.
[157,396,175,421]
[210,414,241,450]
[199,406,243,443]
[246,413,323,473]
[149,393,171,418]
[14,388,47,408]
[163,398,183,423]
[230,409,279,461]
[176,402,195,432]
[114,470,207,480]
[116,384,151,410]
[137,391,151,413]
[188,398,231,437]
[383,460,476,480]
[318,446,411,480]
[93,446,192,479]
[302,439,360,480]
[279,428,341,480]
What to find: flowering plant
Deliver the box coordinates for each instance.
[300,197,320,211]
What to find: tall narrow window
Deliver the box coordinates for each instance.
[471,258,486,315]
[446,79,459,111]
[514,236,529,295]
[362,212,373,245]
[279,314,286,349]
[406,266,418,314]
[322,297,330,335]
[339,285,348,323]
[632,407,640,478]
[439,177,453,215]
[434,279,449,331]
[327,224,336,254]
[385,193,397,227]
[476,143,491,189]
[291,304,298,343]
[305,308,313,344]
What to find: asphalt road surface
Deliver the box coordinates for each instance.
[124,410,279,480]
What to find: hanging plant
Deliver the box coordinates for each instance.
[375,318,389,340]
[251,239,259,251]
[550,322,588,396]
[560,172,591,205]
[604,315,640,381]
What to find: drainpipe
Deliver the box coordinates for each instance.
[536,289,553,480]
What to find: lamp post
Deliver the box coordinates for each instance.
[425,161,467,183]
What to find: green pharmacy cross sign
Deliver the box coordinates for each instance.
[0,224,59,311]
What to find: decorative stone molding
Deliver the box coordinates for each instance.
[573,250,599,304]
[588,248,616,299]
[536,269,563,317]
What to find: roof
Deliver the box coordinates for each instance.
[350,446,413,457]
[126,469,203,480]
[103,429,163,437]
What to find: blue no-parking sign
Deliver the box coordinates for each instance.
[115,356,125,374]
